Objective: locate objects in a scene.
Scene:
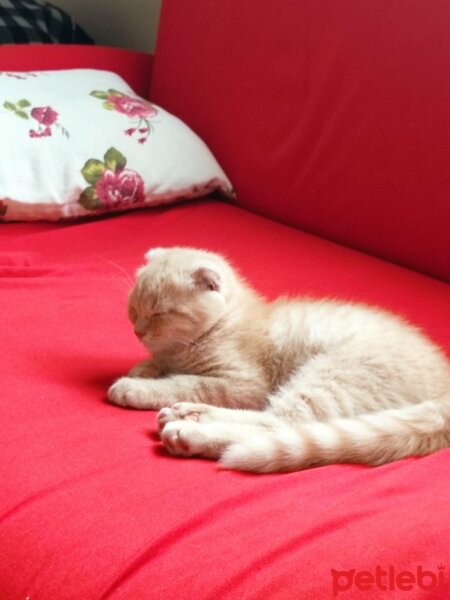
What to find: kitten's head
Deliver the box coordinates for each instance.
[128,247,235,353]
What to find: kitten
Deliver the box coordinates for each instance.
[108,246,450,473]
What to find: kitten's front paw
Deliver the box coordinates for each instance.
[108,377,154,409]
[128,359,159,378]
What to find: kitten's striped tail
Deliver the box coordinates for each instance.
[220,400,450,473]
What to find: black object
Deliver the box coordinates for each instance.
[0,0,94,44]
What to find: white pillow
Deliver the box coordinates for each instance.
[0,69,234,221]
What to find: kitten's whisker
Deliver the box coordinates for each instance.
[118,281,132,293]
[110,277,131,293]
[95,255,134,287]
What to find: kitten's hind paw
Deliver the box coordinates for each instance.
[157,408,176,431]
[157,402,210,432]
[160,420,225,459]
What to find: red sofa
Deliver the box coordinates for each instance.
[1,1,449,598]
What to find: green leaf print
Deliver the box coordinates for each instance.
[90,91,108,99]
[78,186,102,211]
[104,147,126,171]
[14,110,29,120]
[81,159,106,185]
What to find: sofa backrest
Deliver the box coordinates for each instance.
[150,1,450,282]
[0,45,153,99]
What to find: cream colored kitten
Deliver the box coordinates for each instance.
[108,247,450,472]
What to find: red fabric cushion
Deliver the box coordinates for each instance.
[1,201,449,599]
[0,45,152,98]
[150,1,450,281]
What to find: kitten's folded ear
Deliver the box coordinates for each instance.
[145,247,167,262]
[192,267,222,292]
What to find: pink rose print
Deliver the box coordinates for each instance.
[31,106,58,125]
[106,95,157,119]
[90,89,158,144]
[78,147,146,212]
[29,106,60,138]
[3,99,69,138]
[95,168,144,209]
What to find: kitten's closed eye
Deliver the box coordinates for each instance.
[128,306,167,322]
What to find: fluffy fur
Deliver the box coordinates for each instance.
[108,246,450,473]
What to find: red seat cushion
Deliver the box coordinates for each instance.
[1,201,449,598]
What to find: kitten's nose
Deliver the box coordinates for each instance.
[133,316,148,339]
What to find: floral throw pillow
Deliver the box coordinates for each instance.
[0,69,234,221]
